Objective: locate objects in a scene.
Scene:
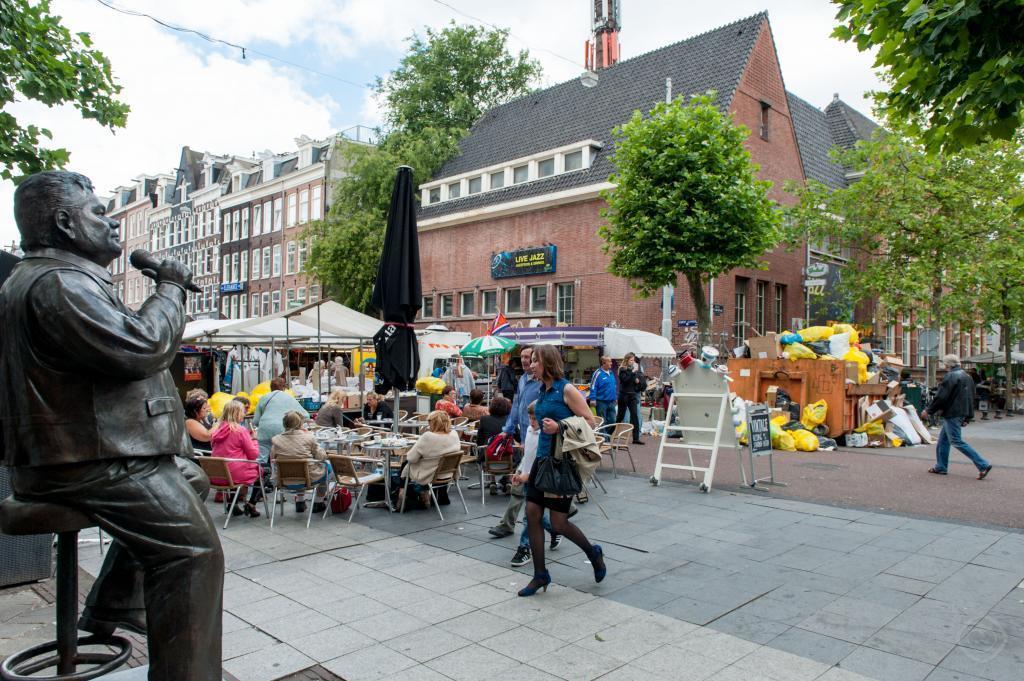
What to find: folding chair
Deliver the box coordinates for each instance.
[479,444,515,506]
[270,459,329,529]
[400,451,468,521]
[326,455,385,522]
[197,456,268,529]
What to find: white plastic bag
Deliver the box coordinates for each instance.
[828,332,851,359]
[847,432,868,448]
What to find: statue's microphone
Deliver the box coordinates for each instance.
[130,249,202,293]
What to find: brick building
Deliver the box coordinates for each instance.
[416,13,819,348]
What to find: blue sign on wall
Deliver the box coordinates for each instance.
[220,281,245,293]
[490,245,556,279]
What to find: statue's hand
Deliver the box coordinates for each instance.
[143,258,194,291]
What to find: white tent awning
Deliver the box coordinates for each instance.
[602,328,676,359]
[181,300,382,345]
[962,350,1024,364]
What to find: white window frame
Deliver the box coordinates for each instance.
[272,244,281,277]
[286,241,296,275]
[529,285,547,312]
[505,288,522,314]
[299,189,309,224]
[262,247,271,279]
[287,193,297,226]
[311,186,322,220]
[460,291,475,316]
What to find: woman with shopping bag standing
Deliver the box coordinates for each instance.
[516,344,607,596]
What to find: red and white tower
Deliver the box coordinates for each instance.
[585,0,621,71]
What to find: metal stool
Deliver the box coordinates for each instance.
[0,497,132,680]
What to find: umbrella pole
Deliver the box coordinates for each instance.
[285,318,291,383]
[358,338,365,423]
[270,337,276,381]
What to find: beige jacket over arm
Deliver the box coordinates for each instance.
[271,429,327,480]
[405,431,461,485]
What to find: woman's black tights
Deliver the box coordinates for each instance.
[525,499,595,578]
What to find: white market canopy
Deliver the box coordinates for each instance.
[182,299,382,347]
[602,328,677,359]
[962,350,1024,365]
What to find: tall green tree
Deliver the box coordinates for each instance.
[308,24,541,311]
[599,92,782,341]
[833,0,1024,154]
[0,0,129,180]
[785,133,994,386]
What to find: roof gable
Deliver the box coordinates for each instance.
[825,97,879,150]
[421,13,767,219]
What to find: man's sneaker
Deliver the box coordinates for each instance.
[510,546,531,567]
[295,500,307,513]
[549,534,562,550]
[488,526,514,538]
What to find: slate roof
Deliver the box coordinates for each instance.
[825,96,879,151]
[420,12,768,220]
[787,93,879,189]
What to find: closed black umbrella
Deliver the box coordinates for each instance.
[371,166,422,429]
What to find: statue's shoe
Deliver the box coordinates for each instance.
[79,607,147,637]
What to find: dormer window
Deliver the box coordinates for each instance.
[447,182,461,199]
[513,165,529,184]
[564,150,583,171]
[537,158,555,178]
[468,177,482,195]
[490,171,505,189]
[429,188,441,204]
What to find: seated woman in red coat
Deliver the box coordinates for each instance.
[210,399,263,518]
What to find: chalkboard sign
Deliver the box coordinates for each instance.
[747,404,772,456]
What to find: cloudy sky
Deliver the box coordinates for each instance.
[0,0,884,247]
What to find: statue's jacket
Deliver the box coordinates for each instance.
[0,248,187,467]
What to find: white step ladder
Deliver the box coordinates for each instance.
[651,390,730,492]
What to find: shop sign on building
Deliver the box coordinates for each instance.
[490,245,557,279]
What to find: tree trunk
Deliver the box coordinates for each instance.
[927,284,942,388]
[685,271,711,347]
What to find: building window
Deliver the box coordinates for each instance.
[271,290,280,314]
[886,323,896,354]
[440,294,453,317]
[298,241,308,271]
[287,193,297,226]
[421,296,434,318]
[233,210,241,240]
[252,204,262,236]
[251,249,260,280]
[529,285,547,312]
[734,279,748,344]
[297,287,306,305]
[429,188,441,204]
[774,284,785,332]
[311,185,322,220]
[564,150,583,171]
[513,165,529,184]
[299,189,309,224]
[310,285,320,302]
[222,254,230,279]
[230,295,238,320]
[902,328,911,366]
[481,290,497,315]
[460,292,475,316]
[755,281,767,335]
[286,241,296,275]
[505,288,522,313]
[286,288,295,309]
[261,292,270,316]
[262,247,271,279]
[273,198,283,231]
[272,244,281,277]
[231,252,240,282]
[538,158,555,178]
[263,200,272,232]
[241,208,249,238]
[760,101,770,140]
[556,283,574,325]
[241,251,248,281]
[468,177,482,195]
[490,171,504,190]
[447,182,461,199]
[223,212,232,242]
[240,295,248,318]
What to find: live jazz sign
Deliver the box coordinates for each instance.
[490,245,557,279]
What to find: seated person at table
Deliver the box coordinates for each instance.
[254,376,310,465]
[210,400,262,517]
[462,389,490,421]
[232,396,254,433]
[316,388,349,428]
[435,385,463,418]
[475,396,512,459]
[187,388,215,428]
[184,395,213,453]
[271,411,330,514]
[397,410,461,509]
[357,391,393,424]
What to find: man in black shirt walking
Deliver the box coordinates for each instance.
[616,353,645,444]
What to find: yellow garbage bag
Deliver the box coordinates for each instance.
[207,392,235,419]
[791,429,819,451]
[800,400,828,430]
[784,343,817,361]
[736,421,748,445]
[415,376,446,394]
[250,381,271,408]
[854,421,885,435]
[798,326,835,342]
[772,429,796,451]
[771,415,789,428]
[842,348,870,383]
[832,323,860,344]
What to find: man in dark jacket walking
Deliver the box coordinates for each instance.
[923,354,992,479]
[617,352,645,444]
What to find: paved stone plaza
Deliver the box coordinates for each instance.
[58,471,1024,680]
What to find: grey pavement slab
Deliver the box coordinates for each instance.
[50,470,1024,680]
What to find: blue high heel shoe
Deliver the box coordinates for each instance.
[517,571,551,597]
[589,545,607,583]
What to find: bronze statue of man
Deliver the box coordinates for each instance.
[0,171,223,680]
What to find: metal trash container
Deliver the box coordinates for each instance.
[0,466,53,587]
